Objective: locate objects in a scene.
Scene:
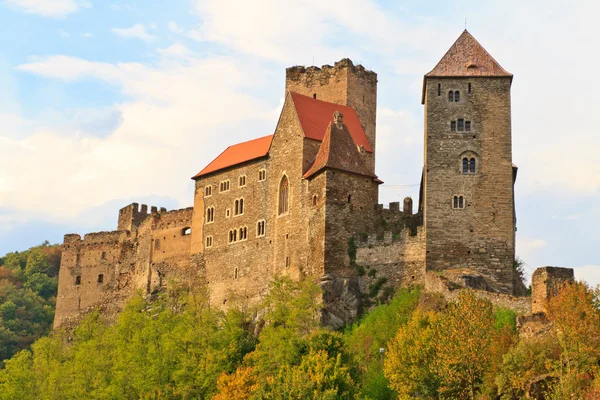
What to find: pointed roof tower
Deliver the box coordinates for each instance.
[304,111,376,179]
[422,30,512,103]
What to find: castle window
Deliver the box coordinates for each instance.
[285,256,290,269]
[465,121,471,132]
[226,209,231,218]
[206,235,213,248]
[182,227,192,236]
[469,158,476,173]
[437,83,441,96]
[258,169,266,181]
[448,91,454,102]
[207,206,215,223]
[347,194,352,204]
[234,198,244,216]
[453,196,465,209]
[219,180,230,192]
[101,251,106,261]
[313,93,317,99]
[454,91,460,102]
[278,175,289,215]
[451,121,456,132]
[97,274,104,284]
[205,185,212,197]
[468,83,472,94]
[463,158,469,174]
[234,267,238,280]
[239,175,246,187]
[228,229,237,244]
[75,276,81,285]
[312,195,318,206]
[257,220,266,237]
[457,119,464,131]
[239,226,247,240]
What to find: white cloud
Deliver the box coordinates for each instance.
[156,43,193,58]
[8,53,274,221]
[4,0,90,18]
[111,24,156,42]
[168,21,184,35]
[573,265,600,288]
[81,32,93,38]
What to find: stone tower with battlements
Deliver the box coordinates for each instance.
[285,59,378,171]
[422,30,517,293]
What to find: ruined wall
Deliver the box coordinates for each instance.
[355,226,426,292]
[531,266,575,314]
[54,205,193,328]
[423,77,515,293]
[286,59,378,171]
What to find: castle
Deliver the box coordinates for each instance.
[54,31,521,328]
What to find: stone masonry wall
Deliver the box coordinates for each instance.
[531,266,575,314]
[424,77,515,293]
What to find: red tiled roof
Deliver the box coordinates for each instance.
[304,115,376,179]
[290,92,373,153]
[422,30,512,103]
[192,134,273,179]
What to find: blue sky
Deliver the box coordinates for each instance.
[0,0,598,286]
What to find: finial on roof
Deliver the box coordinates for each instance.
[333,111,344,129]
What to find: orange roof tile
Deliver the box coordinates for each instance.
[304,112,376,179]
[192,134,273,179]
[290,92,373,153]
[422,30,512,103]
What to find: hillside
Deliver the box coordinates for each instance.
[0,275,599,399]
[0,242,61,366]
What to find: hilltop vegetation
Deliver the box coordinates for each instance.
[0,242,60,366]
[0,273,598,399]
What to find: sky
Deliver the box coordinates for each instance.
[0,0,598,286]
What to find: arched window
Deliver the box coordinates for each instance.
[278,175,289,215]
[454,91,460,102]
[448,91,454,102]
[469,158,476,173]
[206,207,214,223]
[463,158,469,174]
[234,200,239,215]
[239,198,244,214]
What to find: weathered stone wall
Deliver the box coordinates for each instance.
[54,205,193,328]
[423,77,515,293]
[356,226,426,291]
[531,266,575,314]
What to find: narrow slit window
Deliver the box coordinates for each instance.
[75,276,81,285]
[459,196,464,208]
[97,274,104,284]
[278,175,289,215]
[468,83,472,94]
[234,267,238,280]
[257,220,265,237]
[448,91,454,102]
[437,83,441,96]
[463,158,469,174]
[454,91,460,102]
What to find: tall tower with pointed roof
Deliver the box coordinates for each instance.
[422,30,517,293]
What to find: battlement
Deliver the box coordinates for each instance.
[531,266,574,314]
[376,197,415,214]
[286,58,377,84]
[356,225,425,248]
[117,202,169,232]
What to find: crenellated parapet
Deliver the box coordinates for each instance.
[117,202,172,232]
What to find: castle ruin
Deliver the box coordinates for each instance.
[55,31,526,328]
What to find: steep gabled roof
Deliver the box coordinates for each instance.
[422,30,512,103]
[290,92,373,153]
[192,134,273,179]
[304,113,376,179]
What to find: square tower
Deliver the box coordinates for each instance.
[422,30,516,293]
[285,59,377,171]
